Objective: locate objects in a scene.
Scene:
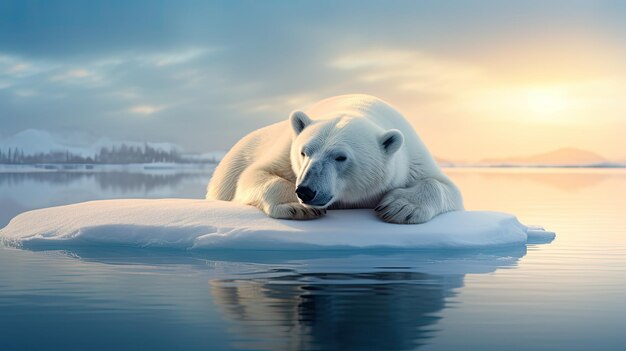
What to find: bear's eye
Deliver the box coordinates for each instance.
[300,152,306,157]
[335,156,347,162]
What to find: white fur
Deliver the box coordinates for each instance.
[207,94,463,223]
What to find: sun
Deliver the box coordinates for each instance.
[525,87,569,116]
[464,85,576,125]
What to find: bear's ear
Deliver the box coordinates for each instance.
[380,129,404,155]
[290,111,312,135]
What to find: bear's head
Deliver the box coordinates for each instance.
[289,110,404,208]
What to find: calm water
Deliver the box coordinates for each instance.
[1,167,625,351]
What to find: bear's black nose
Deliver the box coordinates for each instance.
[295,186,316,203]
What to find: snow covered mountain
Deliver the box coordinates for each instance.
[0,129,181,157]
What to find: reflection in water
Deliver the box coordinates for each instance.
[0,169,214,227]
[4,245,528,351]
[206,247,527,351]
[212,271,451,351]
[0,171,206,193]
[447,168,616,192]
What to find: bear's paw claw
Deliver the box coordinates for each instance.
[267,203,326,220]
[375,191,435,224]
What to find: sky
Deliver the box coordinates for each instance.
[1,0,625,161]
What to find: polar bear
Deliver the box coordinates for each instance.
[206,94,463,224]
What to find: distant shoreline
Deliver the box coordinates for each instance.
[0,162,624,174]
[0,163,217,174]
[439,163,626,169]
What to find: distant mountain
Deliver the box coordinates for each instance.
[184,151,227,163]
[479,147,609,166]
[0,129,197,164]
[0,129,181,157]
[0,129,92,156]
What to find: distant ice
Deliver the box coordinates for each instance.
[0,199,554,250]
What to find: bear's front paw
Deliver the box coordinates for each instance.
[375,191,436,224]
[267,202,326,220]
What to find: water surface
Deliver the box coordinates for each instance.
[1,167,625,350]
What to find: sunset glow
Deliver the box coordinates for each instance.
[0,1,624,162]
[525,87,569,118]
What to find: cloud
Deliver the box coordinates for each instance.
[129,104,166,115]
[148,47,213,67]
[0,54,56,78]
[6,63,29,74]
[88,46,215,69]
[51,68,96,82]
[331,50,481,95]
[1,0,625,160]
[108,88,141,100]
[14,89,38,97]
[233,93,317,114]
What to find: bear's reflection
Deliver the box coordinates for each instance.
[208,247,531,351]
[210,270,462,351]
[16,240,528,350]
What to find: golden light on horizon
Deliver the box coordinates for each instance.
[525,87,569,118]
[465,83,581,126]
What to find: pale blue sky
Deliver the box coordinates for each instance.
[1,0,625,160]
